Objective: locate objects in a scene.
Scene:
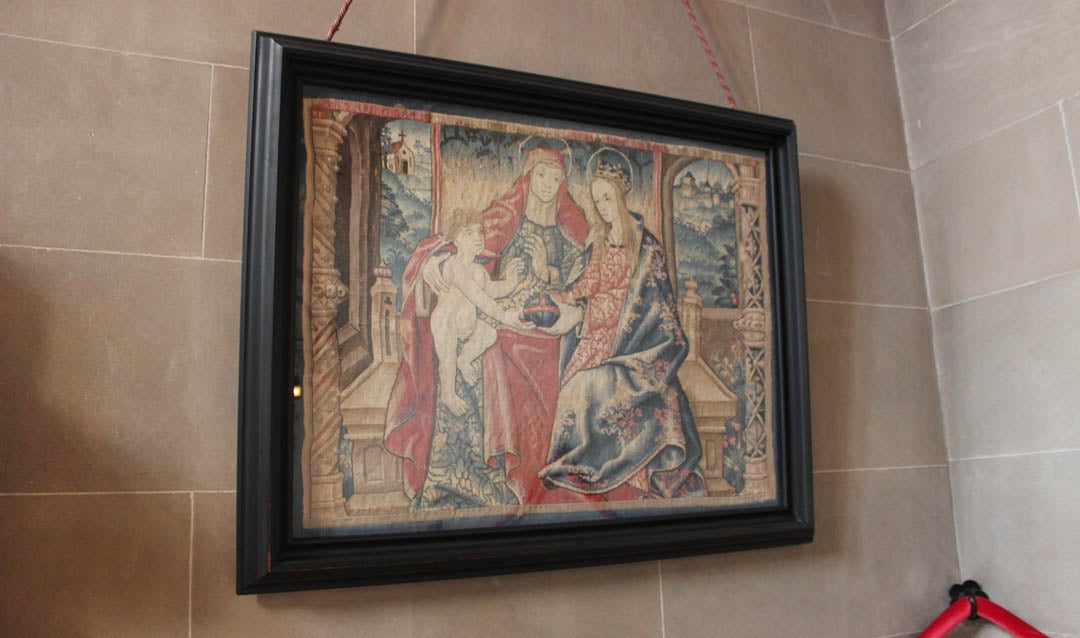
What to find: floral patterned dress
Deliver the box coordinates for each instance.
[554,242,632,384]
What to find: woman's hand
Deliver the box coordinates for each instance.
[503,257,526,287]
[422,251,452,294]
[523,235,549,282]
[499,308,534,331]
[541,298,584,336]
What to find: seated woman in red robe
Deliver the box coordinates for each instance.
[385,144,595,507]
[538,169,706,500]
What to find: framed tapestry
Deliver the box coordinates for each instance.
[237,31,812,593]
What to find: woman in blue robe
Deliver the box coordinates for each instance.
[539,173,705,499]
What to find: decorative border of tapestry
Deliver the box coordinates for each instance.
[237,31,812,593]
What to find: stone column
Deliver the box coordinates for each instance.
[731,164,770,497]
[307,112,350,521]
[368,261,401,363]
[679,276,703,362]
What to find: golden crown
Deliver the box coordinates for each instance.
[587,147,634,193]
[593,159,632,193]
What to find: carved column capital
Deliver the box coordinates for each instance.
[733,308,767,349]
[730,174,762,207]
[311,267,349,317]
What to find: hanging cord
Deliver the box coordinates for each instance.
[681,0,738,109]
[325,0,736,107]
[326,0,354,41]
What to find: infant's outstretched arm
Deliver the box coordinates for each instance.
[486,257,526,299]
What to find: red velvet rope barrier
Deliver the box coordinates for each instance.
[919,597,1047,637]
[920,598,970,638]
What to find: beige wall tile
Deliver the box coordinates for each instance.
[741,0,889,39]
[952,452,1080,634]
[0,37,209,255]
[0,0,413,67]
[934,270,1080,460]
[894,0,1080,167]
[416,0,758,110]
[824,0,890,39]
[915,108,1080,307]
[884,0,951,37]
[739,0,832,26]
[0,248,239,492]
[661,468,959,637]
[203,67,249,261]
[800,156,927,306]
[0,494,190,637]
[808,302,945,470]
[192,493,663,637]
[1065,96,1080,208]
[750,9,907,168]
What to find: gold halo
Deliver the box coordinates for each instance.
[517,136,573,177]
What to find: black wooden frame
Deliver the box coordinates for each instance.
[238,31,812,594]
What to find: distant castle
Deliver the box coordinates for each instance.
[677,171,728,209]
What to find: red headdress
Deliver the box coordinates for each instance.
[480,146,590,258]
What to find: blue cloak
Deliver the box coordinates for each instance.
[540,219,706,498]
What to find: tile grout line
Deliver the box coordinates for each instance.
[911,100,1068,172]
[932,266,1080,312]
[0,243,241,264]
[0,31,246,69]
[798,151,909,174]
[886,5,918,176]
[922,200,964,583]
[739,4,890,42]
[952,447,1080,464]
[657,561,667,638]
[889,0,959,42]
[814,464,947,475]
[745,9,762,111]
[188,492,195,638]
[806,297,927,311]
[820,0,838,26]
[1060,100,1080,225]
[200,65,215,258]
[0,492,236,496]
[885,13,962,586]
